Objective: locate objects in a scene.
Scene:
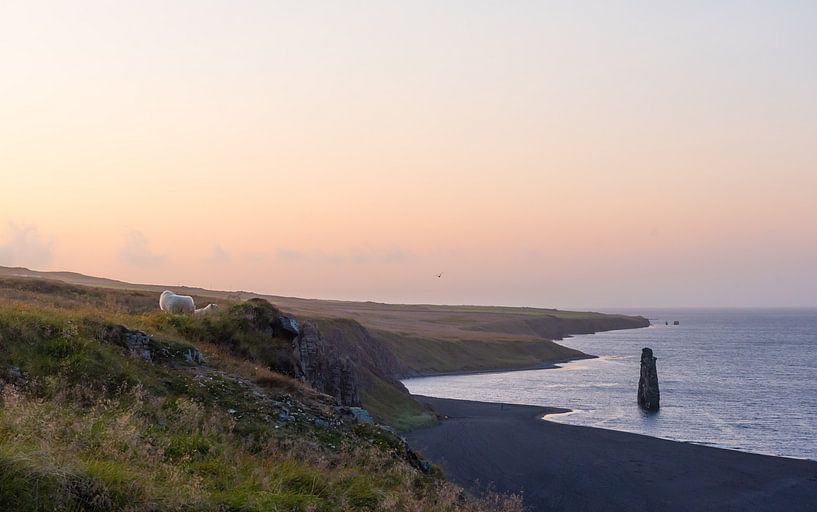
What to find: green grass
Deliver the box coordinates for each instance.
[0,297,523,511]
[0,272,651,509]
[0,274,649,434]
[375,329,584,376]
[357,368,437,431]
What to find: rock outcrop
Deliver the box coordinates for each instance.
[212,299,361,407]
[277,315,299,338]
[335,406,373,424]
[99,324,206,364]
[293,322,360,406]
[183,347,207,364]
[101,324,154,361]
[1,366,24,386]
[638,347,660,411]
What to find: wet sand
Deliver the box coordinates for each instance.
[405,396,817,512]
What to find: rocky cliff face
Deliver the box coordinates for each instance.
[638,347,660,411]
[184,299,361,407]
[317,318,408,380]
[201,299,651,428]
[293,322,360,406]
[315,317,419,407]
[224,306,363,406]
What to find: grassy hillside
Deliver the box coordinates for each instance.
[373,329,584,376]
[0,267,649,431]
[0,266,650,378]
[0,281,523,511]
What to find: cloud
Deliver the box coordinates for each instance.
[0,222,54,267]
[207,244,230,264]
[241,251,267,264]
[276,248,307,262]
[275,247,410,265]
[119,230,165,267]
[378,248,410,264]
[349,248,410,264]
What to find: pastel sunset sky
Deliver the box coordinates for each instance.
[2,1,816,308]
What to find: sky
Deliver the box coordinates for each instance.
[1,1,816,308]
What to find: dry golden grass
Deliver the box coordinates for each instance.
[194,339,324,397]
[0,266,646,345]
[0,383,524,512]
[0,287,525,511]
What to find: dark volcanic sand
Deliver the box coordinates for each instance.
[404,396,817,512]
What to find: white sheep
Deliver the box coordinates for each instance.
[194,303,219,316]
[159,290,195,314]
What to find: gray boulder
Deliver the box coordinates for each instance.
[183,347,207,364]
[102,325,153,361]
[335,406,373,424]
[1,366,24,386]
[349,407,372,423]
[124,330,153,361]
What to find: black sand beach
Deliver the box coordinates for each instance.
[405,396,817,512]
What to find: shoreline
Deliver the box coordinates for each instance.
[405,357,816,463]
[400,353,598,379]
[398,322,652,380]
[405,396,817,512]
[540,404,817,461]
[538,408,817,462]
[395,321,651,380]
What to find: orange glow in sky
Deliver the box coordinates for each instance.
[2,1,816,307]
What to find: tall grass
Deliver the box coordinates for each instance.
[0,301,524,511]
[0,384,523,511]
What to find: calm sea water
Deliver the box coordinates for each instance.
[403,309,817,460]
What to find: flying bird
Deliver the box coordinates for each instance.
[436,273,443,278]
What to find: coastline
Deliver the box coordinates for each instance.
[395,320,651,380]
[405,396,817,512]
[400,353,598,379]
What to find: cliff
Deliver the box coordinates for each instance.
[0,269,650,430]
[294,321,360,406]
[161,297,363,409]
[0,296,527,511]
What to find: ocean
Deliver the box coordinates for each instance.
[402,308,817,460]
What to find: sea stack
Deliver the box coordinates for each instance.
[638,347,660,411]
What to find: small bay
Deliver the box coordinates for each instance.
[404,308,817,460]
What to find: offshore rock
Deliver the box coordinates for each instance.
[638,347,660,411]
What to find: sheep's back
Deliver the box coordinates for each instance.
[159,291,195,314]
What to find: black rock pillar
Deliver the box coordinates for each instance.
[638,347,660,411]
